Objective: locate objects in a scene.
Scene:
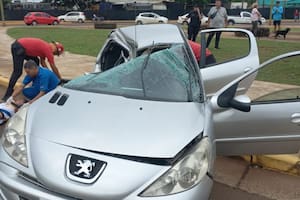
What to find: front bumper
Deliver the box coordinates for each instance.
[0,160,213,200]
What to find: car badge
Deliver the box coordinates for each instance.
[66,154,107,184]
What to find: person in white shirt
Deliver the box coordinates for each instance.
[251,3,261,36]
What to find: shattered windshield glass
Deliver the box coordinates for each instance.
[64,45,202,102]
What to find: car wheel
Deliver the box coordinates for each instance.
[228,20,235,25]
[136,21,143,25]
[53,21,58,25]
[258,21,262,25]
[60,19,64,22]
[32,21,37,26]
[78,19,83,23]
[158,21,164,23]
[183,21,188,26]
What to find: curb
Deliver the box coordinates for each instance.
[242,154,300,176]
[0,75,21,89]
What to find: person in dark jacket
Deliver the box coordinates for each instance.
[186,5,202,42]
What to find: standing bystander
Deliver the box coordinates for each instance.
[206,0,228,49]
[251,3,262,36]
[186,5,202,42]
[272,1,283,32]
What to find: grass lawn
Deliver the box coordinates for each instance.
[7,27,111,57]
[7,27,300,85]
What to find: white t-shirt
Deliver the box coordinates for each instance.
[0,103,15,124]
[251,8,260,21]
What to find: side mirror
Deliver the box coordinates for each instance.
[228,95,251,112]
[212,83,251,112]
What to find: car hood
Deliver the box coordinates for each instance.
[27,87,205,159]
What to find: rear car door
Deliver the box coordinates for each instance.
[199,28,260,97]
[211,51,300,155]
[34,13,43,24]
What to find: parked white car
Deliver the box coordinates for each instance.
[228,11,266,25]
[177,13,209,26]
[135,12,168,25]
[58,11,86,23]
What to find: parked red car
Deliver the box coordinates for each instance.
[24,12,59,26]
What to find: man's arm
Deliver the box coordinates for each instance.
[12,84,25,98]
[49,63,62,80]
[29,91,46,104]
[40,58,48,68]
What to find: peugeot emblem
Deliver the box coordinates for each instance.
[66,154,107,184]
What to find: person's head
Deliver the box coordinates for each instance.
[252,3,258,8]
[276,1,280,5]
[215,0,222,8]
[49,41,64,56]
[24,60,39,78]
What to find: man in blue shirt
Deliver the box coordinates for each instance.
[12,60,59,104]
[272,1,283,32]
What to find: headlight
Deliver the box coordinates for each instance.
[140,137,211,197]
[1,105,29,167]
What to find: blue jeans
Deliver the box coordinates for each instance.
[23,87,40,100]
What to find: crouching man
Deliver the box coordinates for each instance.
[12,60,59,104]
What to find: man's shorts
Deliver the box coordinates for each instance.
[273,20,281,26]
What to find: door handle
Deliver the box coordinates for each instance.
[291,113,300,124]
[244,67,252,73]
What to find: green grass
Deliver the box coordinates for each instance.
[7,27,300,85]
[7,27,111,57]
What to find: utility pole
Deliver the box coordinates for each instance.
[0,0,5,26]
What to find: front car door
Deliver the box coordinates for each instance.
[199,28,260,97]
[212,51,300,155]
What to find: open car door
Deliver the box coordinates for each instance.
[211,51,300,155]
[199,28,260,97]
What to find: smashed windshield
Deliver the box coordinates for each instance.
[65,45,202,102]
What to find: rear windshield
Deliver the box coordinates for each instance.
[64,45,202,102]
[25,13,32,17]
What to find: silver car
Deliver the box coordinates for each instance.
[1,24,299,200]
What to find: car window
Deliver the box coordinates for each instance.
[200,30,251,68]
[42,13,50,18]
[35,13,42,17]
[241,54,300,103]
[100,40,129,71]
[25,13,31,17]
[65,45,202,102]
[244,13,251,17]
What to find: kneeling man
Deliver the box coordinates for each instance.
[12,60,59,104]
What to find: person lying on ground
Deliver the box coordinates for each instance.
[0,95,24,125]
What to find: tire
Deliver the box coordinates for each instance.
[182,21,189,26]
[53,21,58,25]
[136,21,143,25]
[158,21,164,23]
[228,20,235,25]
[258,21,262,25]
[60,19,64,22]
[32,21,37,26]
[78,19,83,23]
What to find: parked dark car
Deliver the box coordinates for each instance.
[24,12,59,26]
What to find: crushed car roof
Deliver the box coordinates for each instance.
[118,24,185,49]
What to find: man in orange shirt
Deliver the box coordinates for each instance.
[2,38,64,101]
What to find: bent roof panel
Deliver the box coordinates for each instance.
[118,24,185,49]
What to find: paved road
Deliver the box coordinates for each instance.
[0,84,299,199]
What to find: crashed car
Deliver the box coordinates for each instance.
[1,24,300,200]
